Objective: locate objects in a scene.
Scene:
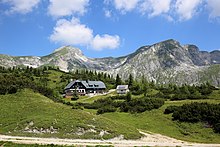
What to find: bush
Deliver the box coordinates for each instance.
[120,97,164,113]
[81,96,164,114]
[189,93,206,99]
[126,92,132,101]
[97,106,117,115]
[110,95,127,100]
[82,98,114,109]
[164,106,179,114]
[64,101,74,106]
[170,93,207,101]
[170,102,220,133]
[71,97,79,101]
[214,123,220,133]
[72,105,83,110]
[8,85,18,94]
[170,94,189,101]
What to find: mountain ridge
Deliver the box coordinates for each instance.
[1,39,220,86]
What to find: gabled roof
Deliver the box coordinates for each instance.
[64,81,75,90]
[65,80,106,90]
[116,85,129,90]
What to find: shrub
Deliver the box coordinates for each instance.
[170,94,189,101]
[65,101,73,106]
[171,102,220,133]
[110,95,127,100]
[126,92,132,101]
[71,97,79,101]
[214,123,220,133]
[120,97,164,113]
[97,106,117,115]
[164,106,179,114]
[72,105,83,110]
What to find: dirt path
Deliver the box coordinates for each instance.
[81,89,116,101]
[1,131,220,147]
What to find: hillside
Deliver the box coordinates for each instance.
[1,39,220,86]
[0,89,140,139]
[1,67,220,145]
[1,89,220,144]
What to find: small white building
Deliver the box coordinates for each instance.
[116,85,129,94]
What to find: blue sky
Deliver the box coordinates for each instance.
[0,0,220,58]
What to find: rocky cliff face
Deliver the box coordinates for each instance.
[1,39,220,86]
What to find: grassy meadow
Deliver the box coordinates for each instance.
[0,89,140,139]
[1,68,220,144]
[1,88,220,143]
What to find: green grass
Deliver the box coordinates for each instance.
[94,98,220,143]
[0,89,140,139]
[70,91,117,104]
[0,141,72,147]
[0,141,112,147]
[208,90,220,99]
[1,87,220,143]
[63,89,220,143]
[80,90,220,143]
[46,70,66,90]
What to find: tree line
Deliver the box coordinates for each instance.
[116,73,217,100]
[0,66,218,102]
[0,66,117,101]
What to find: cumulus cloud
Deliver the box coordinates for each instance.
[113,0,140,13]
[207,0,220,18]
[50,18,120,51]
[91,35,120,50]
[175,0,202,21]
[107,0,220,21]
[48,0,89,17]
[140,0,172,17]
[50,18,93,45]
[1,0,40,14]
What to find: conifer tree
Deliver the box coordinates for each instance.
[115,74,122,87]
[128,74,133,88]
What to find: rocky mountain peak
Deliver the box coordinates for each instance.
[158,39,179,44]
[1,39,220,86]
[154,39,180,48]
[53,46,83,56]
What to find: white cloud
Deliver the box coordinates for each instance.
[106,0,218,22]
[113,0,140,13]
[50,18,120,51]
[104,9,112,18]
[50,18,93,45]
[91,34,120,50]
[140,0,172,17]
[175,0,202,21]
[48,0,89,17]
[207,0,220,18]
[2,0,40,14]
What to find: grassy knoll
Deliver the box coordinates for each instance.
[0,89,140,139]
[93,98,220,143]
[46,70,66,89]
